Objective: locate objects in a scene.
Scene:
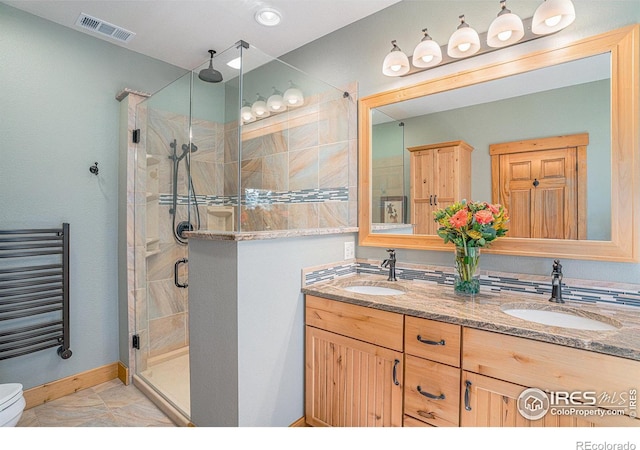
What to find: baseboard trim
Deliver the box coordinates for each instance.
[118,361,129,385]
[290,417,309,427]
[23,362,119,410]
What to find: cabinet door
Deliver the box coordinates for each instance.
[305,326,404,427]
[461,371,639,427]
[411,149,437,235]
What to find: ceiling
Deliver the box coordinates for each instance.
[3,0,401,70]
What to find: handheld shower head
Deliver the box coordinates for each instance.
[181,143,198,153]
[198,50,223,83]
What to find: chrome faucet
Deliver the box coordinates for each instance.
[381,249,397,281]
[549,259,564,303]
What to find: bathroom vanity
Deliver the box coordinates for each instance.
[302,273,640,427]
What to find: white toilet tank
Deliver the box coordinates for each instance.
[0,383,25,427]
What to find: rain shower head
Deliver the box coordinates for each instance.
[198,50,223,83]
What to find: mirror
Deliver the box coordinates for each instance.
[358,25,639,262]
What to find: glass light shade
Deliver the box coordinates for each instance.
[267,89,286,112]
[382,43,410,76]
[283,85,304,107]
[241,106,255,123]
[447,25,480,58]
[412,37,442,68]
[531,0,575,35]
[487,12,524,47]
[251,96,270,118]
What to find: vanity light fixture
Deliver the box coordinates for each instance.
[240,99,255,123]
[531,0,575,35]
[251,94,270,118]
[255,7,282,26]
[382,0,576,77]
[241,83,304,124]
[382,40,410,76]
[487,0,525,48]
[283,81,304,107]
[412,29,443,68]
[267,87,286,112]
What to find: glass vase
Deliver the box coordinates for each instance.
[454,245,480,296]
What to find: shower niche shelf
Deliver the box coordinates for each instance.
[146,154,160,257]
[207,206,234,232]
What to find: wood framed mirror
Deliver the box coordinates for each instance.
[358,25,639,262]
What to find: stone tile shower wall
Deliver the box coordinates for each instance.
[220,82,357,232]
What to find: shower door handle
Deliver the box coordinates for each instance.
[174,258,188,288]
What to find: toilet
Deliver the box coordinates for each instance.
[0,383,25,427]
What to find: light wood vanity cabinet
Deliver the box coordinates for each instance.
[305,295,640,427]
[305,295,404,427]
[461,328,640,427]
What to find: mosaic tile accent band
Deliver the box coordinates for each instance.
[159,187,349,207]
[303,261,640,308]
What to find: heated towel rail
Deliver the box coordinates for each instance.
[0,223,72,360]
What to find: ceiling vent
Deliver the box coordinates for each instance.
[75,13,136,43]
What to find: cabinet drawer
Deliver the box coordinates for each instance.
[463,328,640,396]
[404,354,461,427]
[405,316,461,367]
[305,295,403,351]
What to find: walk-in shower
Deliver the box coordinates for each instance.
[128,40,355,422]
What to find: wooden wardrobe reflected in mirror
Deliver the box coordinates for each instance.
[490,133,588,240]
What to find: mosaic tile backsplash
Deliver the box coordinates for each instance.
[303,260,640,309]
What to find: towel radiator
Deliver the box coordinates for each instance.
[0,223,72,360]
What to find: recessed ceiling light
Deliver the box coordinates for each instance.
[255,7,282,26]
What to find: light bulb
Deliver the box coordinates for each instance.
[421,55,434,63]
[458,42,471,52]
[498,30,512,41]
[545,15,562,27]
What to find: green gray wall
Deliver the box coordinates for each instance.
[0,4,186,389]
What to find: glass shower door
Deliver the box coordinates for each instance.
[133,71,194,418]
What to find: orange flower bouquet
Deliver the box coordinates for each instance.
[433,200,509,295]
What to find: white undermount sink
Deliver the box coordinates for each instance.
[341,285,405,296]
[501,306,621,331]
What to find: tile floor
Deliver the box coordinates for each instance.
[16,379,176,427]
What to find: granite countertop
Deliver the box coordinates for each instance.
[301,274,640,362]
[186,227,358,241]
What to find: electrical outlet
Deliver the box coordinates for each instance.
[344,241,355,260]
